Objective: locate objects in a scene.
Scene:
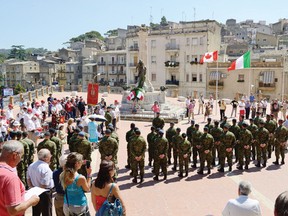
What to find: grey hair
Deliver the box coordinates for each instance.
[239,181,252,195]
[38,149,51,160]
[1,140,23,155]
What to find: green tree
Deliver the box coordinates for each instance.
[8,45,26,60]
[0,54,6,63]
[160,16,168,26]
[104,29,118,37]
[69,31,104,43]
[14,83,26,95]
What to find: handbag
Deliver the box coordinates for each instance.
[96,183,123,216]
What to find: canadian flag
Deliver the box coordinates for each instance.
[127,91,135,101]
[200,51,218,64]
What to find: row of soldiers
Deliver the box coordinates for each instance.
[125,112,288,181]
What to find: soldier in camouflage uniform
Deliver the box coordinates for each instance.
[204,118,214,133]
[165,122,177,165]
[273,119,288,165]
[230,119,241,163]
[107,123,119,144]
[219,124,236,172]
[255,119,269,167]
[125,123,135,169]
[75,131,92,178]
[238,115,245,128]
[178,133,191,177]
[210,121,223,166]
[130,128,146,183]
[147,126,156,167]
[247,118,258,160]
[68,127,81,152]
[253,111,261,127]
[99,129,118,163]
[264,114,277,158]
[11,131,29,187]
[186,120,195,162]
[153,130,168,181]
[171,127,182,171]
[237,122,253,170]
[104,106,112,128]
[220,116,229,129]
[22,131,35,166]
[197,127,214,175]
[152,112,165,129]
[49,128,62,168]
[37,131,57,170]
[191,124,203,168]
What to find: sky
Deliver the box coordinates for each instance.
[1,0,288,51]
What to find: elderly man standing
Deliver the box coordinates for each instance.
[222,181,262,216]
[0,140,39,216]
[27,149,54,216]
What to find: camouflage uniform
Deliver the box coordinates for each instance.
[247,122,258,160]
[104,111,112,127]
[264,119,277,158]
[191,127,203,167]
[210,125,223,165]
[171,132,183,170]
[152,116,165,129]
[198,131,214,174]
[219,130,236,171]
[165,126,177,164]
[125,129,135,168]
[238,127,253,169]
[130,135,146,181]
[99,136,118,163]
[186,124,195,161]
[229,122,241,162]
[204,122,214,133]
[255,124,269,167]
[274,123,288,164]
[22,137,35,165]
[37,138,57,170]
[17,139,30,187]
[50,136,62,168]
[68,133,80,152]
[153,136,168,180]
[147,130,157,166]
[75,137,92,178]
[178,136,191,176]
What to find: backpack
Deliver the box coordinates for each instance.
[96,183,123,216]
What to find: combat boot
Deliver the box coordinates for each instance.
[185,171,188,177]
[236,165,243,170]
[217,167,224,172]
[148,162,152,167]
[172,166,177,171]
[211,160,216,166]
[245,165,249,170]
[191,163,197,168]
[281,159,285,165]
[207,168,211,174]
[255,161,261,167]
[125,165,130,169]
[273,160,279,165]
[132,177,137,184]
[140,175,144,183]
[129,171,133,176]
[197,169,204,175]
[163,174,167,180]
[168,159,171,165]
[262,161,266,167]
[229,166,232,172]
[153,175,159,181]
[178,172,183,178]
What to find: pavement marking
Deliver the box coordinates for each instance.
[227,173,274,211]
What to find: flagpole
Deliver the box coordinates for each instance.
[215,59,218,116]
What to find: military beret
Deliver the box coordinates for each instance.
[156,112,160,114]
[191,120,195,124]
[195,124,200,127]
[170,122,175,125]
[44,131,51,136]
[74,128,81,133]
[224,124,231,129]
[278,119,284,122]
[232,119,237,122]
[204,127,209,131]
[16,131,22,135]
[207,118,212,121]
[176,127,181,131]
[181,133,187,138]
[151,126,155,130]
[242,122,248,127]
[78,131,85,137]
[158,129,164,134]
[105,129,112,134]
[256,111,261,114]
[49,128,56,134]
[258,119,265,124]
[249,118,254,121]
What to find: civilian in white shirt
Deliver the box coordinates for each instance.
[238,99,246,117]
[6,104,14,121]
[27,149,54,216]
[23,108,36,132]
[56,100,63,112]
[185,96,191,118]
[283,115,288,129]
[40,100,47,122]
[33,102,42,116]
[222,181,262,216]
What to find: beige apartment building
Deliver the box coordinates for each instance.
[207,61,288,100]
[126,20,221,96]
[6,61,40,89]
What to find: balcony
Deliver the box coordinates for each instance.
[258,82,276,91]
[118,61,126,65]
[208,80,224,89]
[109,71,117,75]
[166,80,179,85]
[129,46,139,51]
[129,63,137,67]
[118,70,126,75]
[98,61,106,65]
[108,61,117,65]
[165,43,180,50]
[165,61,180,67]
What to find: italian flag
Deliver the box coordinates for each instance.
[200,51,218,63]
[228,51,251,71]
[136,90,144,101]
[127,91,135,101]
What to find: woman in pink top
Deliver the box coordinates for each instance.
[91,160,126,215]
[151,101,160,117]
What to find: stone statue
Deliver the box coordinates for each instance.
[136,60,146,89]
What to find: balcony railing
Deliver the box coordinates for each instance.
[98,61,106,65]
[259,82,276,88]
[165,43,180,50]
[166,80,179,85]
[129,46,139,51]
[209,80,224,86]
[165,61,180,67]
[129,63,137,67]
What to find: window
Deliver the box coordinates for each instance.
[101,57,104,62]
[199,74,203,82]
[200,37,204,45]
[151,40,156,48]
[151,74,156,81]
[238,74,245,82]
[186,74,189,82]
[192,74,197,82]
[112,66,115,72]
[263,39,267,42]
[186,55,190,63]
[191,55,198,62]
[151,56,156,64]
[192,38,198,45]
[186,38,190,46]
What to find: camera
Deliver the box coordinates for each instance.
[85,160,91,168]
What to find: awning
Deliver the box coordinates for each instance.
[209,71,222,80]
[262,71,274,83]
